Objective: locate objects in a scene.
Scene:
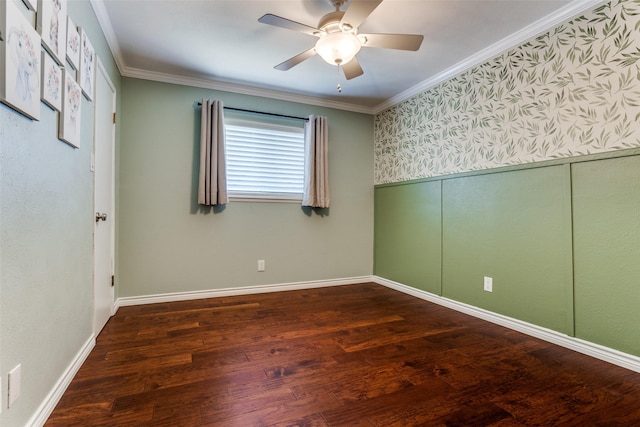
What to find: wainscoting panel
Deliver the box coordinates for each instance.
[374,153,640,357]
[572,155,640,356]
[442,165,570,334]
[374,180,442,295]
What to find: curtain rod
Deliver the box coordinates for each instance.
[196,103,309,122]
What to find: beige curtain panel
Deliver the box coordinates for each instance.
[198,99,228,206]
[302,115,330,208]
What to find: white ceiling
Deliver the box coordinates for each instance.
[92,0,603,113]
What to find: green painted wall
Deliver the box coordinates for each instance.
[0,1,121,425]
[118,78,374,298]
[573,156,640,355]
[374,181,441,294]
[442,166,571,333]
[374,154,640,356]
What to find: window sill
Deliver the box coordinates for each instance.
[229,192,302,204]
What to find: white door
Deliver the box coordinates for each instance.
[94,59,116,334]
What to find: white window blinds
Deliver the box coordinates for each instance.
[225,117,305,200]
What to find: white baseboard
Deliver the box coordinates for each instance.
[115,276,375,308]
[374,276,640,374]
[28,335,96,427]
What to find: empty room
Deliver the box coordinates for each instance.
[1,0,639,425]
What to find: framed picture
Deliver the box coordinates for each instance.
[41,49,62,111]
[78,27,95,101]
[59,71,81,147]
[65,15,79,69]
[0,0,41,120]
[22,0,37,12]
[37,0,67,65]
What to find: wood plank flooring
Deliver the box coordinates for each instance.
[46,283,640,426]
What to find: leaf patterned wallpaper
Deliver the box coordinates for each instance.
[374,0,640,184]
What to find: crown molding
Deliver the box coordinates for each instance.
[372,0,609,114]
[121,66,376,114]
[89,0,127,75]
[90,0,607,116]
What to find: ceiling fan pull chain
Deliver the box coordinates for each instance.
[337,64,342,93]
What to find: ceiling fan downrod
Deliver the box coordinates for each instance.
[329,0,348,11]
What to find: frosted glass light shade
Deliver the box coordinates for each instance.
[315,32,362,65]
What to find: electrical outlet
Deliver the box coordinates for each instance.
[484,276,493,292]
[8,364,21,408]
[257,260,265,272]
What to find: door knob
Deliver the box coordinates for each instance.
[96,212,107,222]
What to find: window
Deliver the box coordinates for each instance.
[225,115,305,202]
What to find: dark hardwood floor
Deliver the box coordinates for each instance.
[46,283,640,426]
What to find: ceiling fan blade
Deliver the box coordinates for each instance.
[341,0,383,29]
[360,33,424,51]
[258,14,319,37]
[274,48,317,71]
[342,57,364,80]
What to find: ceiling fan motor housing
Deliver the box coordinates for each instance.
[318,11,347,34]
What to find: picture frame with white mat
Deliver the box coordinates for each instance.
[0,0,41,121]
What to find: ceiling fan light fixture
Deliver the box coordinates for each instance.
[315,32,362,66]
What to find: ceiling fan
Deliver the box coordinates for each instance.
[258,0,424,81]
